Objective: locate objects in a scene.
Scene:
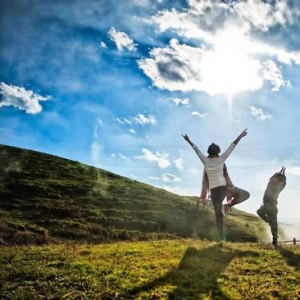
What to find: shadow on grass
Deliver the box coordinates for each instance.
[277,246,300,271]
[124,244,257,300]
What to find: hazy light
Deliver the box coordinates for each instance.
[201,27,264,97]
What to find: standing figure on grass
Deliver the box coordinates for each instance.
[182,129,250,242]
[257,167,287,246]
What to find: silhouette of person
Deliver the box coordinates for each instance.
[257,166,286,246]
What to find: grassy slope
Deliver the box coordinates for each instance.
[1,240,300,299]
[0,144,267,245]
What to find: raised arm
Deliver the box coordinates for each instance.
[232,129,248,145]
[182,134,206,162]
[181,134,195,147]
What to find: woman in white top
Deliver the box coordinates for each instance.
[182,129,250,242]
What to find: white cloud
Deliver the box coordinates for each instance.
[133,113,156,125]
[108,27,137,51]
[234,0,294,31]
[138,38,264,95]
[0,82,51,114]
[173,157,183,170]
[117,114,156,126]
[138,39,204,92]
[118,153,129,161]
[161,172,181,182]
[249,106,273,120]
[149,175,186,195]
[129,129,136,134]
[133,0,155,7]
[263,60,289,91]
[286,166,300,176]
[100,41,107,49]
[170,97,190,106]
[160,185,187,195]
[151,0,229,41]
[191,111,208,118]
[149,173,182,183]
[116,117,132,125]
[149,176,160,180]
[134,148,170,168]
[152,0,300,48]
[140,0,300,95]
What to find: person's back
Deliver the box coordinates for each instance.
[182,129,250,242]
[263,173,286,205]
[203,157,229,189]
[195,142,236,190]
[257,167,286,246]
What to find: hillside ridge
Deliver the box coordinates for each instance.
[0,144,267,245]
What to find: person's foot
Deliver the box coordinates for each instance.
[222,204,230,217]
[272,238,278,247]
[219,237,226,245]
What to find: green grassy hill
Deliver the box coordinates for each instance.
[0,144,267,245]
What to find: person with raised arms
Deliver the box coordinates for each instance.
[257,166,286,246]
[182,129,250,242]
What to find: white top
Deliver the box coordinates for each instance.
[192,143,236,189]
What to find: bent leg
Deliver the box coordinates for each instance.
[257,204,269,223]
[230,187,250,207]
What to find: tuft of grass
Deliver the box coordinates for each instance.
[0,239,300,299]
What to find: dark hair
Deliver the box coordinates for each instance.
[207,143,221,156]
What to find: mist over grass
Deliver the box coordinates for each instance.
[280,223,300,241]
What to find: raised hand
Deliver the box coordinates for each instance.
[181,134,189,141]
[182,134,194,146]
[239,129,248,138]
[233,129,247,145]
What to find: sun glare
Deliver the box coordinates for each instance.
[201,29,263,97]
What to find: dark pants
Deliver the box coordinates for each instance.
[211,186,250,239]
[257,204,278,240]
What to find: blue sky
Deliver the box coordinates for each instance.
[1,0,300,228]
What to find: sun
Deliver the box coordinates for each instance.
[200,30,263,97]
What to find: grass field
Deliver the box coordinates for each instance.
[2,144,294,299]
[1,239,300,299]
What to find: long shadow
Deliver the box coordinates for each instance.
[277,246,300,271]
[123,244,257,300]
